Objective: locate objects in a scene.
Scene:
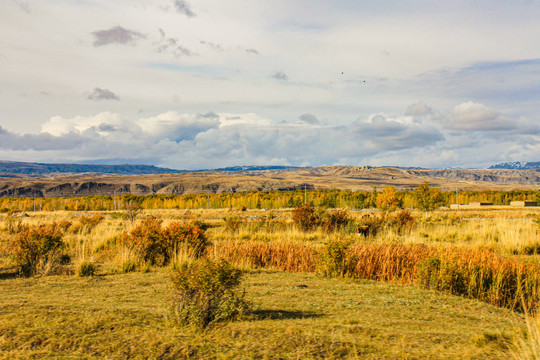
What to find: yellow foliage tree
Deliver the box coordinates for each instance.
[376,186,402,212]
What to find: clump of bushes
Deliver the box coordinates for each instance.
[321,210,351,233]
[292,205,320,231]
[170,258,249,328]
[119,217,208,266]
[357,214,384,236]
[9,224,66,276]
[387,210,415,234]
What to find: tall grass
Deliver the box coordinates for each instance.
[211,239,540,312]
[211,240,318,272]
[513,312,540,359]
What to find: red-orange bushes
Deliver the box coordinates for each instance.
[9,224,65,276]
[163,222,209,259]
[119,217,208,266]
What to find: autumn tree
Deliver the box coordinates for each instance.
[376,186,402,212]
[413,182,444,211]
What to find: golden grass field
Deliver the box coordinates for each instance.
[1,206,540,359]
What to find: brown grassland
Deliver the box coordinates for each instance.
[1,205,540,359]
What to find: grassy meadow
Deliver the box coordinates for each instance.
[1,205,540,359]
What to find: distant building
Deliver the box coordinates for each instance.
[510,200,538,207]
[468,202,493,207]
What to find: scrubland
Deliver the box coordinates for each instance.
[1,206,540,359]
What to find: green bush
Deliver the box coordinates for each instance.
[318,239,356,278]
[170,259,248,328]
[77,261,98,277]
[9,224,65,276]
[416,257,441,289]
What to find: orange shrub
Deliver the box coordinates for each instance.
[120,217,208,266]
[9,224,65,276]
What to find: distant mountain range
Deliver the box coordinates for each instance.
[489,161,540,170]
[0,161,185,177]
[1,160,538,179]
[1,165,538,198]
[0,161,298,177]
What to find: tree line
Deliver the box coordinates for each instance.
[0,184,538,212]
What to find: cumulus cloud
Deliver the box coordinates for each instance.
[91,26,145,47]
[173,0,195,17]
[136,111,219,142]
[0,126,86,151]
[87,88,120,101]
[446,101,522,131]
[298,113,320,124]
[405,101,432,117]
[352,113,444,152]
[4,103,536,169]
[272,71,289,81]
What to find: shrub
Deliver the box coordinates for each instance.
[318,239,356,278]
[358,214,384,236]
[163,222,209,259]
[77,261,98,277]
[170,259,248,328]
[416,257,441,289]
[124,200,141,224]
[223,215,243,234]
[387,210,415,233]
[119,217,209,266]
[321,210,351,233]
[79,214,104,233]
[9,224,65,276]
[119,217,166,265]
[292,205,320,231]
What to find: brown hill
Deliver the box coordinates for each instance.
[0,166,538,197]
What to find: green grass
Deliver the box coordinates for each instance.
[0,268,522,359]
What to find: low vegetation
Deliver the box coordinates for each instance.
[170,258,248,328]
[0,190,539,358]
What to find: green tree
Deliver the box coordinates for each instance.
[414,182,444,211]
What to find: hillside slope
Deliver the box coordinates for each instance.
[0,165,537,197]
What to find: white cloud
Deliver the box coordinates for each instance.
[1,1,540,168]
[447,102,515,131]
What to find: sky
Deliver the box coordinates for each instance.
[1,0,539,170]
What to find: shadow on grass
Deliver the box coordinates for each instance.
[0,269,18,280]
[251,309,323,320]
